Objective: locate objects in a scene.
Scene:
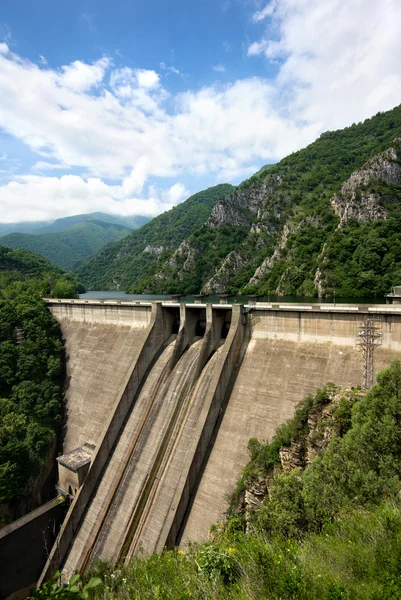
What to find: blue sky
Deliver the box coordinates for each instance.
[0,0,401,223]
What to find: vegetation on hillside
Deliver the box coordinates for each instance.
[32,361,401,599]
[242,106,401,297]
[0,245,82,298]
[74,184,234,290]
[0,220,133,271]
[77,104,401,297]
[0,211,149,237]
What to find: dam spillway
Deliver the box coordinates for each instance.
[40,299,401,582]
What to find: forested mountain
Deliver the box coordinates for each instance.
[77,105,401,297]
[75,184,234,290]
[0,211,149,237]
[0,245,82,298]
[0,220,133,271]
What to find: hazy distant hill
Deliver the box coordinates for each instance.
[35,212,150,234]
[0,212,150,237]
[0,220,133,271]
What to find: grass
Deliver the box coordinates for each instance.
[80,501,401,600]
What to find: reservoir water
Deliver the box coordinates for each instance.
[80,290,387,304]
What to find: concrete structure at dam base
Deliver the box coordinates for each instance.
[4,298,401,596]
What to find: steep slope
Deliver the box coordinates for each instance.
[130,105,401,297]
[0,245,64,281]
[0,221,132,271]
[74,184,234,290]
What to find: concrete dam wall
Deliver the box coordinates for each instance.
[40,300,401,582]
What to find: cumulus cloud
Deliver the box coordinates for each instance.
[0,0,401,222]
[213,64,226,73]
[248,0,401,129]
[58,57,110,92]
[0,174,189,223]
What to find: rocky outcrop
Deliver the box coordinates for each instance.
[237,388,361,530]
[207,184,266,228]
[330,140,401,225]
[142,245,165,256]
[247,222,295,288]
[163,239,198,281]
[202,251,246,294]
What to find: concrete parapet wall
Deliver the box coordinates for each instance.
[250,309,401,350]
[39,303,173,584]
[0,497,67,599]
[47,301,151,328]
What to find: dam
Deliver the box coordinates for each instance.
[37,298,401,583]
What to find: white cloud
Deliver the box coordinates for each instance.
[160,62,181,76]
[32,161,70,171]
[39,55,47,65]
[252,1,277,22]
[136,69,160,89]
[0,0,401,222]
[248,0,401,129]
[0,174,189,223]
[213,64,226,73]
[58,57,110,92]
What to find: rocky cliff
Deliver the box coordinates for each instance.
[231,386,362,534]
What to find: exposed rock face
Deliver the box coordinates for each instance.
[247,222,295,288]
[279,441,304,472]
[330,140,401,225]
[207,183,267,228]
[142,245,165,256]
[243,477,268,534]
[203,251,246,294]
[165,239,198,277]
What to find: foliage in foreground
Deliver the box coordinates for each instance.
[33,502,401,600]
[0,246,80,514]
[0,283,65,512]
[32,360,401,598]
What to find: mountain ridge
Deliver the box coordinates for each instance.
[76,104,401,298]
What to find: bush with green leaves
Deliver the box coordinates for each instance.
[28,572,101,600]
[0,283,65,514]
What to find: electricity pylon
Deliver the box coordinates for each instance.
[358,317,382,389]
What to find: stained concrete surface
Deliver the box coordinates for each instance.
[58,320,150,453]
[180,329,401,544]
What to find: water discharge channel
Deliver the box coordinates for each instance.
[62,330,213,577]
